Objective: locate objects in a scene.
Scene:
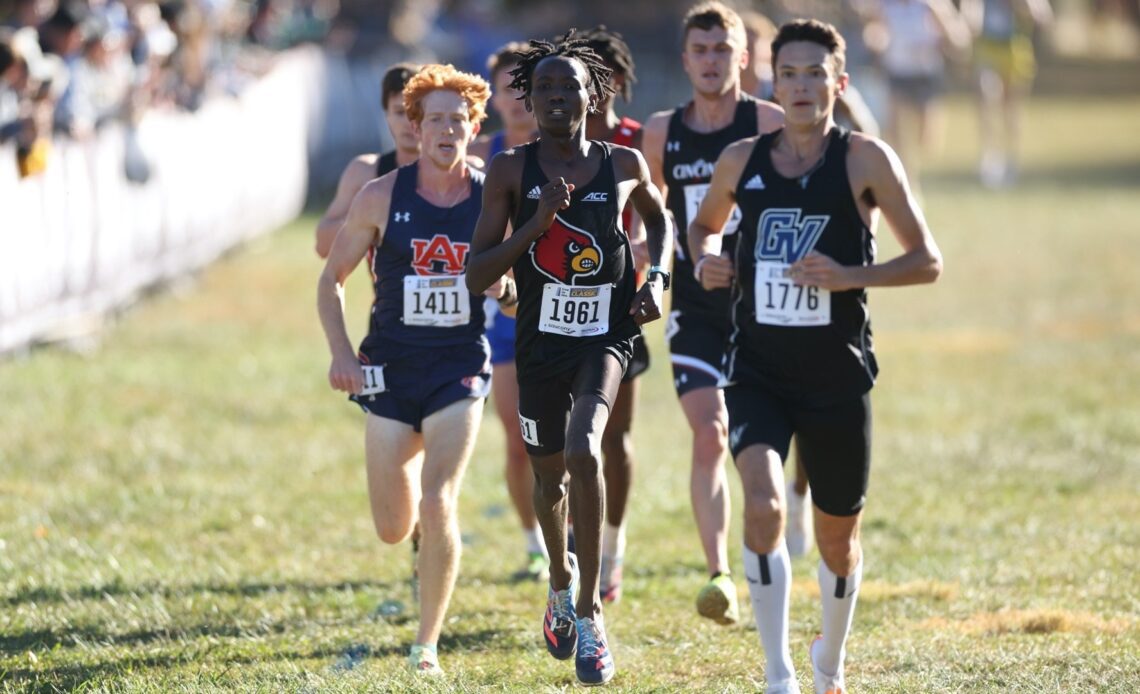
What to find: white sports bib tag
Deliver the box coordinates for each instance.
[538,283,611,337]
[753,261,830,326]
[360,365,386,396]
[683,184,741,236]
[403,274,470,327]
[518,414,539,447]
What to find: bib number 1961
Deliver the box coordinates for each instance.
[539,284,611,337]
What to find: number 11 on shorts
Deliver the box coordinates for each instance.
[518,414,539,447]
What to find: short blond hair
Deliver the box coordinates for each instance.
[403,64,492,125]
[682,1,747,49]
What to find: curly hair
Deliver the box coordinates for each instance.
[403,64,492,125]
[578,25,636,102]
[506,29,614,105]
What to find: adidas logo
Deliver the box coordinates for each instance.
[744,174,766,190]
[581,192,608,202]
[526,186,541,199]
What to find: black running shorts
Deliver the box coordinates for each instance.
[666,308,729,396]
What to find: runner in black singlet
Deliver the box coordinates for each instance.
[639,0,784,626]
[690,21,943,693]
[467,32,672,687]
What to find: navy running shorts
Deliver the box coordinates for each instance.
[666,308,729,396]
[350,336,492,432]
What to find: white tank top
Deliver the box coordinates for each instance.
[881,0,944,78]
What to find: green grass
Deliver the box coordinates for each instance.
[2,95,1138,692]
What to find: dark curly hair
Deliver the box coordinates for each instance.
[507,29,615,106]
[578,25,636,103]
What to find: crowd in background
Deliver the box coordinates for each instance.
[3,0,1137,185]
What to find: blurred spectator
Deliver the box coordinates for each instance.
[866,0,970,190]
[962,0,1053,187]
[2,26,64,176]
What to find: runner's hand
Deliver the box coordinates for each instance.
[629,278,664,325]
[329,351,364,394]
[697,253,735,290]
[789,251,853,291]
[535,177,575,229]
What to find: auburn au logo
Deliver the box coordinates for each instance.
[530,215,602,284]
[410,234,470,276]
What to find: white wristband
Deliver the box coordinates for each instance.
[693,254,711,282]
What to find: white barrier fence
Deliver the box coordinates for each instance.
[0,47,321,355]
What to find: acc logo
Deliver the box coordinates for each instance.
[410,233,470,276]
[756,208,829,263]
[530,215,602,284]
[581,192,608,202]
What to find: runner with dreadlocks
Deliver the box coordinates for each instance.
[578,25,644,605]
[468,30,673,687]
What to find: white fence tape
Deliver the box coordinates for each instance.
[0,46,321,354]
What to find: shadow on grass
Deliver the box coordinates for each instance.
[4,578,400,608]
[2,628,514,692]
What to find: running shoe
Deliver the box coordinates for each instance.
[574,614,615,686]
[810,635,845,694]
[785,481,814,557]
[599,554,623,604]
[513,551,550,582]
[408,643,442,676]
[543,553,579,660]
[696,573,739,624]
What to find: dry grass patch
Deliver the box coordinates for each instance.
[920,608,1134,636]
[793,579,959,602]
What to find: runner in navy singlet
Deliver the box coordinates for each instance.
[639,0,784,626]
[317,65,508,677]
[316,63,421,258]
[467,32,672,687]
[689,21,943,693]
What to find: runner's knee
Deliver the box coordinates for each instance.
[742,492,782,552]
[563,440,601,479]
[692,417,728,466]
[418,491,456,530]
[817,533,860,576]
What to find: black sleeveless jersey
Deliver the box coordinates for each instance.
[726,128,878,405]
[664,96,759,321]
[511,141,639,380]
[376,151,398,177]
[367,162,486,347]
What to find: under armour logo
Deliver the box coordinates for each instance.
[581,192,608,202]
[394,212,411,222]
[666,141,681,152]
[526,186,541,199]
[744,174,766,190]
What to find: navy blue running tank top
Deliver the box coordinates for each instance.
[726,127,877,405]
[664,96,759,322]
[511,141,638,380]
[368,162,487,347]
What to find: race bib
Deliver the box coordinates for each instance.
[360,365,386,396]
[539,283,611,337]
[403,274,470,327]
[753,261,830,326]
[683,183,741,236]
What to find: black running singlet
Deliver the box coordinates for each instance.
[725,127,878,405]
[511,141,639,380]
[664,96,759,321]
[376,151,398,178]
[368,162,487,347]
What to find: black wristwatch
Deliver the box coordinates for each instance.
[648,265,671,290]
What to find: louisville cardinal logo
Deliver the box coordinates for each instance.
[410,234,470,276]
[530,215,602,284]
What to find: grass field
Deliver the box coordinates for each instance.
[2,95,1139,692]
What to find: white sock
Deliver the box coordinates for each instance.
[601,522,625,559]
[524,525,547,558]
[743,544,795,685]
[816,557,863,676]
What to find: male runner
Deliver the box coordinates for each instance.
[316,62,420,258]
[580,24,644,605]
[689,20,943,693]
[317,64,504,675]
[467,32,672,686]
[470,41,548,583]
[640,0,783,624]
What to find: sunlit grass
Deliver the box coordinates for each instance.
[2,95,1138,692]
